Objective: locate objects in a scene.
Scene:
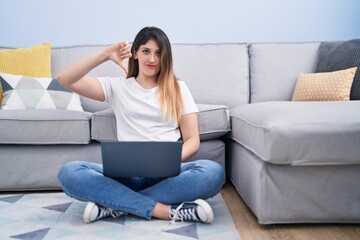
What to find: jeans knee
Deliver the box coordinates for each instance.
[58,161,83,186]
[211,161,226,186]
[197,160,226,188]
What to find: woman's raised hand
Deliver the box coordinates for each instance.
[106,42,132,74]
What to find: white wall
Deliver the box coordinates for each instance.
[0,0,359,47]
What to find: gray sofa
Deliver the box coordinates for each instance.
[0,44,239,191]
[1,42,359,224]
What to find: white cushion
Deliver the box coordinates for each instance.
[0,72,83,111]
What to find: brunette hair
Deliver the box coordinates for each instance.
[127,27,183,123]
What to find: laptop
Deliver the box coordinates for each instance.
[100,140,182,178]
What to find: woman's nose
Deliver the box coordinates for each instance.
[149,54,155,63]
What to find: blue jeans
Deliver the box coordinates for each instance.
[58,159,225,219]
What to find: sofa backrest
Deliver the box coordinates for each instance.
[51,43,250,112]
[172,44,249,108]
[249,42,320,103]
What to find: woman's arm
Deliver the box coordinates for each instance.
[179,113,200,161]
[56,42,131,101]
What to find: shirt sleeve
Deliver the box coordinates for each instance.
[98,77,112,104]
[179,81,199,115]
[98,76,126,104]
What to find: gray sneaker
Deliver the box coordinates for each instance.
[170,199,214,223]
[83,202,126,223]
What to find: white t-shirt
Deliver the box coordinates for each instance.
[98,77,199,141]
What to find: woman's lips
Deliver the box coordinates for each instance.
[146,64,156,69]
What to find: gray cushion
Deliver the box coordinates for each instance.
[91,104,230,141]
[197,104,230,140]
[172,44,249,107]
[230,101,360,165]
[91,108,117,140]
[249,42,320,103]
[0,109,92,144]
[316,39,360,100]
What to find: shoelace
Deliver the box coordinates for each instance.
[170,202,199,223]
[98,206,124,219]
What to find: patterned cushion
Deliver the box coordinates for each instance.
[0,73,83,111]
[0,82,2,105]
[292,67,357,101]
[0,43,52,105]
[316,39,360,100]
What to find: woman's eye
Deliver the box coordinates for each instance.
[142,49,150,54]
[156,52,161,57]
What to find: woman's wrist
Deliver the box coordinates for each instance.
[97,48,112,63]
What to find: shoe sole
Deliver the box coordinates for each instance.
[194,199,214,223]
[83,202,96,223]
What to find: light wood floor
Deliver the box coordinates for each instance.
[221,181,360,240]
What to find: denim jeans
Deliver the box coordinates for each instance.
[58,159,225,219]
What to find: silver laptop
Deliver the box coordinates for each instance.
[100,141,182,178]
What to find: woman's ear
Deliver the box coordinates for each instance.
[133,50,138,60]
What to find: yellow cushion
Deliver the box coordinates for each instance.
[292,67,357,101]
[0,43,51,105]
[0,43,51,77]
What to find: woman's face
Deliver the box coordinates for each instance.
[134,39,161,80]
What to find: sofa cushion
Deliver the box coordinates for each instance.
[292,67,357,101]
[316,39,360,100]
[91,104,230,141]
[0,73,83,111]
[0,43,52,78]
[197,104,230,140]
[0,109,92,144]
[91,108,116,140]
[249,42,320,103]
[0,43,52,106]
[230,101,360,165]
[171,44,250,107]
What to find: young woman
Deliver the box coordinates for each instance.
[57,27,225,224]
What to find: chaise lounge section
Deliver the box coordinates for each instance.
[227,42,360,224]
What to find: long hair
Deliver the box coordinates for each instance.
[127,27,183,123]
